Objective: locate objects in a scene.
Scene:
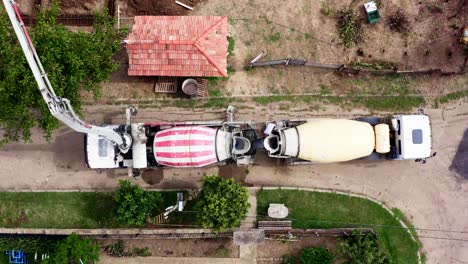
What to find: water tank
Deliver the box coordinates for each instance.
[182,79,199,97]
[278,119,375,163]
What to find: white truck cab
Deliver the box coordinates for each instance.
[392,115,432,160]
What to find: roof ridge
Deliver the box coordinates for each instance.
[192,17,228,77]
[194,16,227,43]
[194,43,228,77]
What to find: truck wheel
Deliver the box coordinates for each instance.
[356,117,380,125]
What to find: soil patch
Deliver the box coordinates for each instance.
[59,0,108,15]
[125,0,205,16]
[36,0,109,15]
[99,238,239,258]
[257,236,338,260]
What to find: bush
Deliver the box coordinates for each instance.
[336,9,363,48]
[0,237,59,255]
[195,176,250,231]
[388,10,410,33]
[103,240,129,257]
[300,247,334,264]
[215,246,230,257]
[340,231,391,264]
[46,233,100,264]
[114,180,162,226]
[134,247,151,257]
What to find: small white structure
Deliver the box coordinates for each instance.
[364,1,378,12]
[268,204,289,219]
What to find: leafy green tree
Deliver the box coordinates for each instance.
[300,247,334,264]
[45,233,100,264]
[340,231,391,264]
[195,176,250,231]
[0,0,121,145]
[114,180,161,226]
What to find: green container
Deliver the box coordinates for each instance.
[367,10,381,24]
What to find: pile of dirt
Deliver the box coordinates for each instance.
[59,0,108,15]
[127,0,205,15]
[388,9,411,33]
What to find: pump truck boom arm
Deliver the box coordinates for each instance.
[2,0,131,152]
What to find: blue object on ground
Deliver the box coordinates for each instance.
[5,250,27,264]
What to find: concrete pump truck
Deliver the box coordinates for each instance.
[3,0,434,173]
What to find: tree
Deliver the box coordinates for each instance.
[0,1,121,146]
[300,247,334,264]
[114,180,161,226]
[195,176,250,231]
[339,231,391,264]
[45,233,100,264]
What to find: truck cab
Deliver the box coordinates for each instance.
[391,115,432,160]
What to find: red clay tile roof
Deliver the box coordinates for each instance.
[126,16,228,77]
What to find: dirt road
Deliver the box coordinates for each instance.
[0,101,467,263]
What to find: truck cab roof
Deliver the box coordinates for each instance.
[395,115,432,159]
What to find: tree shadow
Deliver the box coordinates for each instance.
[450,128,468,179]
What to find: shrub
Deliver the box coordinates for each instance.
[114,180,161,226]
[195,176,250,231]
[340,231,391,264]
[0,237,59,255]
[46,233,100,264]
[336,9,363,48]
[215,246,230,257]
[300,247,334,264]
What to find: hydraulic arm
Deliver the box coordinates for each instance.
[2,0,131,152]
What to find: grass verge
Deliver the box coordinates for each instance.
[257,189,420,264]
[0,191,180,228]
[433,89,468,108]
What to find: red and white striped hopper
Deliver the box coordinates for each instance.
[153,126,231,167]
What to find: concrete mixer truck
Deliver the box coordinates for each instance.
[86,113,432,169]
[263,115,433,164]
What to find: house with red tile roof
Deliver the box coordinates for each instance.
[125,16,228,77]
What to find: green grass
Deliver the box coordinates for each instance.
[174,99,197,108]
[208,88,222,97]
[199,98,233,108]
[433,89,468,108]
[319,84,331,95]
[265,32,281,43]
[257,190,419,264]
[320,2,335,16]
[0,191,180,228]
[342,75,413,95]
[351,96,425,111]
[253,95,296,105]
[227,36,235,55]
[350,61,395,70]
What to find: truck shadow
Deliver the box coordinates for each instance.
[1,128,89,172]
[52,129,89,172]
[450,128,468,179]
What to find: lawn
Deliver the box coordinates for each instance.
[0,191,181,228]
[257,189,419,264]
